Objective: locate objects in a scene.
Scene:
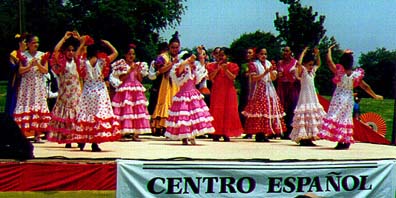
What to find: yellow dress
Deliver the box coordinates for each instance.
[151,52,179,128]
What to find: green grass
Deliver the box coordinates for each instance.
[359,97,394,142]
[0,81,7,113]
[322,95,394,142]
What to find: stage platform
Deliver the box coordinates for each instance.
[33,135,396,161]
[2,136,396,197]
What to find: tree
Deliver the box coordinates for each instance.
[359,48,396,99]
[274,0,326,56]
[0,0,187,79]
[229,31,282,65]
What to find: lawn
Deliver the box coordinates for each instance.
[0,81,394,142]
[358,97,394,142]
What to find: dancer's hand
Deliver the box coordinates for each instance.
[374,95,383,100]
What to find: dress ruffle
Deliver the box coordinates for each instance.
[165,78,214,140]
[111,66,151,135]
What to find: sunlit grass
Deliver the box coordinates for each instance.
[322,95,394,142]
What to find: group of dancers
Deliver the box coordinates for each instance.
[5,31,383,152]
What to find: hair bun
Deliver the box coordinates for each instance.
[172,31,179,39]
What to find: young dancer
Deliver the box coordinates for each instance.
[242,48,286,142]
[74,35,120,151]
[165,52,215,145]
[289,47,326,146]
[47,31,81,148]
[6,33,26,118]
[318,45,383,149]
[151,32,181,136]
[207,47,243,141]
[276,46,299,139]
[14,34,51,143]
[110,44,151,141]
[240,47,256,139]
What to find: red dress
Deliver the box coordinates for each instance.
[207,62,243,137]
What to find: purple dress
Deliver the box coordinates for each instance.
[165,62,214,139]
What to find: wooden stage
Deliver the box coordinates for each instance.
[32,135,396,162]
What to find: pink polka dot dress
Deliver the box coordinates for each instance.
[318,64,364,144]
[74,58,120,143]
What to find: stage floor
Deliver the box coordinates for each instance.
[32,135,396,161]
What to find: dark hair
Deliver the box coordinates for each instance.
[157,42,168,53]
[169,31,180,45]
[219,47,230,56]
[340,52,354,70]
[14,33,27,49]
[86,38,102,59]
[25,33,37,44]
[302,53,315,64]
[181,51,192,60]
[123,43,137,55]
[61,37,79,52]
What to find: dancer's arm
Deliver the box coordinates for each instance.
[327,44,337,74]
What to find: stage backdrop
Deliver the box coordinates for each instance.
[117,159,396,198]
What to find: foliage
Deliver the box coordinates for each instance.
[358,48,396,99]
[358,97,395,142]
[229,31,282,65]
[315,36,343,96]
[274,0,326,56]
[0,0,187,80]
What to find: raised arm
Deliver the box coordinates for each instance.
[76,35,87,58]
[54,31,73,54]
[327,44,337,74]
[296,47,309,76]
[313,47,321,68]
[101,40,118,62]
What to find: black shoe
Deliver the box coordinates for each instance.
[78,143,86,151]
[65,143,72,148]
[300,139,316,146]
[281,132,291,139]
[335,142,350,150]
[255,133,263,142]
[212,135,220,141]
[223,136,230,142]
[182,138,188,145]
[305,140,316,146]
[262,136,270,142]
[243,134,252,139]
[91,143,102,152]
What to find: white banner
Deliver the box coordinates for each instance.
[116,159,396,198]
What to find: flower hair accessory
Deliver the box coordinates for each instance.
[15,34,21,39]
[84,35,94,46]
[129,43,136,49]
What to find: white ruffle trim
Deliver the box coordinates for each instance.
[164,127,215,140]
[242,111,286,119]
[172,94,204,102]
[170,62,208,87]
[112,99,148,107]
[168,107,210,116]
[120,128,152,134]
[115,86,146,92]
[115,113,151,120]
[166,116,213,127]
